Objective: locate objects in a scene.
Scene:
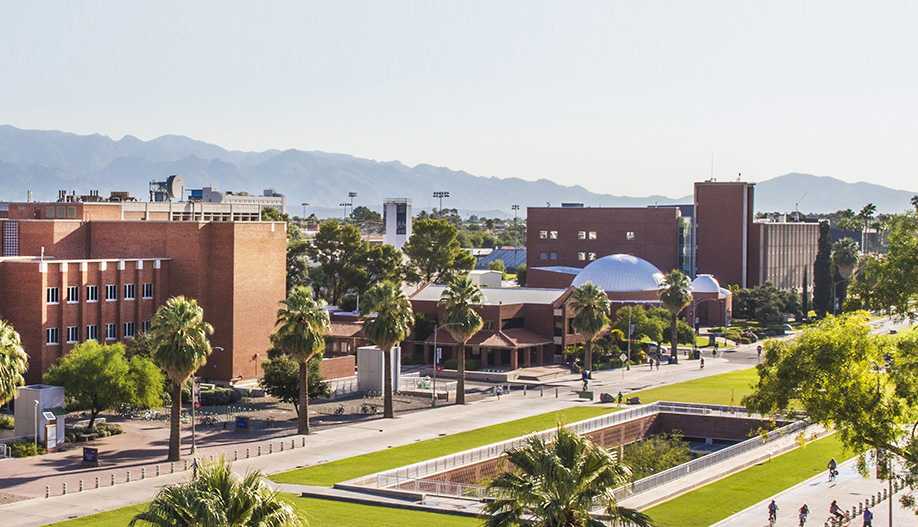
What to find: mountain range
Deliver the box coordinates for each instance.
[1,125,915,216]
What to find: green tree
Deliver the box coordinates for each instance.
[569,283,611,372]
[744,314,917,496]
[130,458,303,526]
[911,195,918,213]
[362,281,415,418]
[659,270,692,363]
[515,263,527,287]
[611,305,666,348]
[0,320,28,406]
[813,220,833,317]
[801,266,810,318]
[350,205,382,227]
[832,237,860,279]
[272,286,330,435]
[485,427,654,527]
[44,341,163,430]
[488,258,506,274]
[305,220,366,305]
[852,213,918,318]
[150,296,214,462]
[403,218,475,283]
[858,203,877,252]
[260,355,329,416]
[438,276,483,405]
[622,432,693,481]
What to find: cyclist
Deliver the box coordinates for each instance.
[829,500,844,521]
[768,499,778,524]
[798,503,809,526]
[828,458,838,481]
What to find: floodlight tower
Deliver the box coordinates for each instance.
[432,191,450,215]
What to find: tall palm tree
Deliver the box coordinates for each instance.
[569,283,611,372]
[438,275,483,405]
[0,320,28,406]
[911,195,918,214]
[857,203,877,253]
[362,281,415,418]
[659,270,692,364]
[831,237,860,280]
[150,296,214,462]
[485,427,654,527]
[272,285,330,435]
[130,458,303,527]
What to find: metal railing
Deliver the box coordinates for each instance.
[399,376,456,393]
[0,443,8,459]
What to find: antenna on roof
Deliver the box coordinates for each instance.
[737,172,742,181]
[794,193,808,222]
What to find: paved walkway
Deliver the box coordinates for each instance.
[715,457,913,527]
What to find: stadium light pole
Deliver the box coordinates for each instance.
[433,191,450,215]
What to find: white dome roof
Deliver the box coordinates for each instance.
[691,274,722,294]
[571,254,664,292]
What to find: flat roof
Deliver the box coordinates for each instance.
[531,265,582,275]
[410,284,567,305]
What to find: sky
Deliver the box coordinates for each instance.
[2,1,917,198]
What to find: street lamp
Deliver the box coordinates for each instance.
[33,400,39,448]
[431,322,463,408]
[300,202,309,219]
[433,191,450,215]
[339,202,350,219]
[191,346,224,456]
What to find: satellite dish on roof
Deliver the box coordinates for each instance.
[165,175,185,200]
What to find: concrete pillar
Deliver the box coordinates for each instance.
[510,348,519,370]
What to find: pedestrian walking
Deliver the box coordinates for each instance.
[757,345,763,361]
[767,499,778,525]
[700,357,705,369]
[581,369,589,391]
[616,391,623,405]
[862,506,873,527]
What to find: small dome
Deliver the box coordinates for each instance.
[691,274,722,294]
[572,254,664,292]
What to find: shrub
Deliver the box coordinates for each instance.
[198,386,242,407]
[0,414,13,430]
[9,440,46,457]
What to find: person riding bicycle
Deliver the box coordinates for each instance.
[829,500,844,520]
[828,457,838,480]
[768,499,778,522]
[798,503,809,526]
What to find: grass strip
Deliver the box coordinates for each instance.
[629,367,758,406]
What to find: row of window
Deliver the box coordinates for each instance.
[46,320,151,345]
[46,283,154,304]
[538,251,599,261]
[537,230,636,240]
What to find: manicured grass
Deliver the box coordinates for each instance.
[646,434,854,527]
[270,406,617,486]
[629,368,759,406]
[49,496,481,527]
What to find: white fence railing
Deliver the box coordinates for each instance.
[353,402,783,490]
[398,376,456,393]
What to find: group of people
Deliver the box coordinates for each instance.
[766,459,874,526]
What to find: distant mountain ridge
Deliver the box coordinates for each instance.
[0,125,915,216]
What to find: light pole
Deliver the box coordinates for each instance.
[511,204,521,266]
[33,400,39,448]
[431,322,462,407]
[348,192,357,217]
[300,202,309,219]
[339,202,350,219]
[433,191,450,215]
[191,346,223,456]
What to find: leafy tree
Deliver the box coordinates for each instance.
[350,205,382,227]
[912,195,918,214]
[306,220,366,305]
[403,218,474,283]
[150,296,214,462]
[488,258,506,274]
[360,243,406,293]
[485,427,654,527]
[612,306,666,347]
[130,458,303,526]
[260,356,329,416]
[362,281,415,418]
[801,266,810,318]
[851,213,918,318]
[44,341,163,430]
[622,432,693,481]
[438,276,483,405]
[813,220,833,317]
[733,284,796,325]
[259,207,288,223]
[744,313,917,511]
[272,286,330,435]
[0,320,28,406]
[660,270,692,362]
[286,236,311,293]
[514,264,527,286]
[569,283,611,371]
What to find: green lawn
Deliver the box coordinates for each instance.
[50,496,481,527]
[646,434,854,527]
[629,367,759,406]
[270,406,617,486]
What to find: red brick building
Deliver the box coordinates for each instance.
[0,206,286,384]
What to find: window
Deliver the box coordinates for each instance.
[539,230,548,240]
[142,283,154,299]
[142,319,151,333]
[577,231,586,240]
[105,323,117,340]
[123,283,136,300]
[549,230,559,239]
[549,251,558,260]
[105,284,118,301]
[46,287,60,304]
[588,252,597,261]
[626,231,636,240]
[66,326,79,343]
[539,252,549,260]
[86,285,99,302]
[577,252,586,261]
[86,324,98,341]
[123,322,135,338]
[588,231,597,240]
[46,327,59,345]
[66,285,79,303]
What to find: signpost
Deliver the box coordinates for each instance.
[619,353,628,379]
[82,447,99,466]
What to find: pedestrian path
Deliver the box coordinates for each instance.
[715,457,913,526]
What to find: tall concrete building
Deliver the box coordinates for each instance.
[693,180,756,288]
[383,198,412,249]
[0,196,286,384]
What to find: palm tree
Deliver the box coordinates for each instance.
[150,296,214,462]
[911,195,918,214]
[272,286,330,435]
[485,427,654,527]
[857,203,877,253]
[659,270,692,364]
[438,275,483,405]
[0,320,28,406]
[569,283,611,372]
[362,281,415,418]
[831,237,860,280]
[130,457,303,526]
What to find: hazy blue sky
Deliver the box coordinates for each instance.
[2,1,916,197]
